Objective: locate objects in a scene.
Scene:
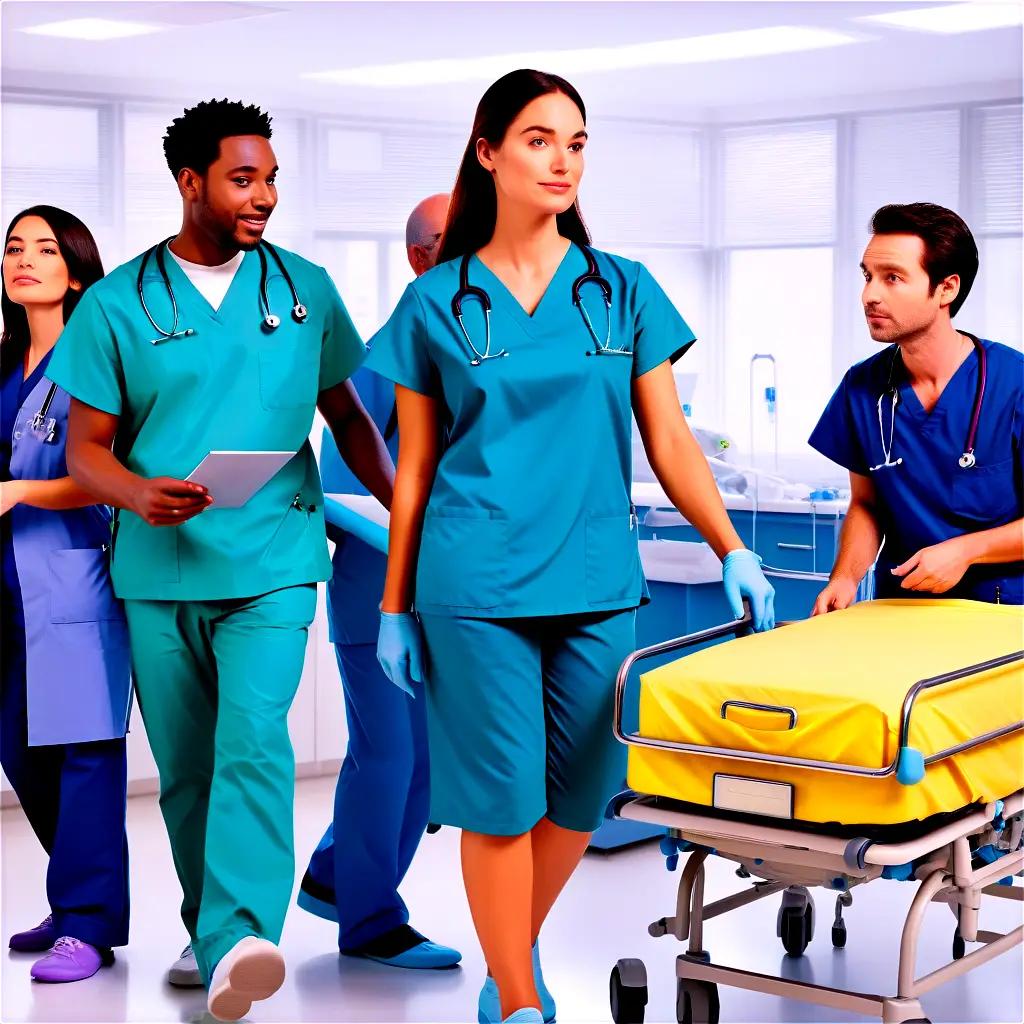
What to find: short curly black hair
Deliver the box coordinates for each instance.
[162,99,273,179]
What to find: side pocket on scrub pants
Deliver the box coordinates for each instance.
[416,506,507,610]
[49,547,125,623]
[586,510,642,606]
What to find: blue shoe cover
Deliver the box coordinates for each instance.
[296,887,339,924]
[504,1011,544,1024]
[478,944,556,1023]
[362,939,462,969]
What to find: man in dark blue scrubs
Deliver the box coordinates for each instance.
[810,203,1023,612]
[295,194,461,969]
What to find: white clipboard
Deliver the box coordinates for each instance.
[185,450,295,509]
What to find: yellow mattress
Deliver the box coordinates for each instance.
[628,600,1024,826]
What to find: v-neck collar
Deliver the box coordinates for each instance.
[161,245,256,326]
[471,240,578,336]
[896,335,981,423]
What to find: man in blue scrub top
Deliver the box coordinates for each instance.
[296,193,461,969]
[48,99,395,1020]
[810,203,1023,611]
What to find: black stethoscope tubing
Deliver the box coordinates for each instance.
[136,237,308,341]
[450,242,626,365]
[876,332,986,471]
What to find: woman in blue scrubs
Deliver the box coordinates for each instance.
[811,202,1023,611]
[364,70,775,1024]
[0,207,131,982]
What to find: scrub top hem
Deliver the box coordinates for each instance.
[112,563,331,603]
[413,595,646,619]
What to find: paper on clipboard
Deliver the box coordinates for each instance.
[185,450,295,508]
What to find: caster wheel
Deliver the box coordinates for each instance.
[676,978,720,1024]
[610,959,648,1024]
[832,922,847,948]
[952,930,965,960]
[780,905,814,957]
[902,1019,932,1023]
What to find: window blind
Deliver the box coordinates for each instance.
[2,102,109,230]
[977,103,1023,234]
[582,122,704,246]
[851,108,960,233]
[721,121,836,245]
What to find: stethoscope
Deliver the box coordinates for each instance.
[26,382,59,444]
[451,243,631,366]
[870,332,986,472]
[137,238,308,344]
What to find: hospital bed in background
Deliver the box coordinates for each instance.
[607,600,1024,1024]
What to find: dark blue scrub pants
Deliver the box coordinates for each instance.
[0,572,129,949]
[306,641,430,951]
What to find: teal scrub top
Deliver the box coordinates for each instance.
[364,242,696,618]
[47,243,366,601]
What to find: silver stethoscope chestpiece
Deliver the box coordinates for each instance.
[293,304,308,322]
[264,313,282,331]
[959,451,977,469]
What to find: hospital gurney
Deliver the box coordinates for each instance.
[608,600,1024,1024]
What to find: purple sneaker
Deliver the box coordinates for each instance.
[9,914,57,953]
[30,936,114,983]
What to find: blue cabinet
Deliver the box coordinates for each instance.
[635,501,845,628]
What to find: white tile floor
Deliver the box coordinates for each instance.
[2,776,1021,1024]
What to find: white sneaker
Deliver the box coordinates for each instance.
[167,943,203,988]
[207,936,285,1022]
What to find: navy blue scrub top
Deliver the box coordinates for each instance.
[1,347,54,620]
[809,337,1024,604]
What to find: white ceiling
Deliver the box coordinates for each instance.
[2,0,1021,125]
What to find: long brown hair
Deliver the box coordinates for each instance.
[437,69,592,265]
[1,205,104,377]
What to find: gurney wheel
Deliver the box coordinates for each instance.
[610,959,648,1023]
[676,978,720,1024]
[780,905,813,957]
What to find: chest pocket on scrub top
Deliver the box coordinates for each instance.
[259,342,320,411]
[950,458,1020,524]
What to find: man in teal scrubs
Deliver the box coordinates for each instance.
[48,99,394,1021]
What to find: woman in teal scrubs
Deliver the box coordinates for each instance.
[364,70,775,1024]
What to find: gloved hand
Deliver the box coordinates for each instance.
[722,549,775,631]
[377,611,424,697]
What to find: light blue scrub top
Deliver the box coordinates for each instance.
[364,243,696,618]
[47,244,366,601]
[809,337,1024,604]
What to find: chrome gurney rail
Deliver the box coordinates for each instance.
[612,609,1024,782]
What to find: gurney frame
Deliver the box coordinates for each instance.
[609,613,1024,1024]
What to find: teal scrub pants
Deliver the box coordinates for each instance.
[418,609,636,836]
[124,585,316,985]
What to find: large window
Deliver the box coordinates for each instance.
[718,120,837,466]
[959,104,1023,348]
[2,91,1020,466]
[1,100,115,259]
[724,248,834,465]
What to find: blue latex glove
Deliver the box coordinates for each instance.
[722,549,776,631]
[377,611,423,697]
